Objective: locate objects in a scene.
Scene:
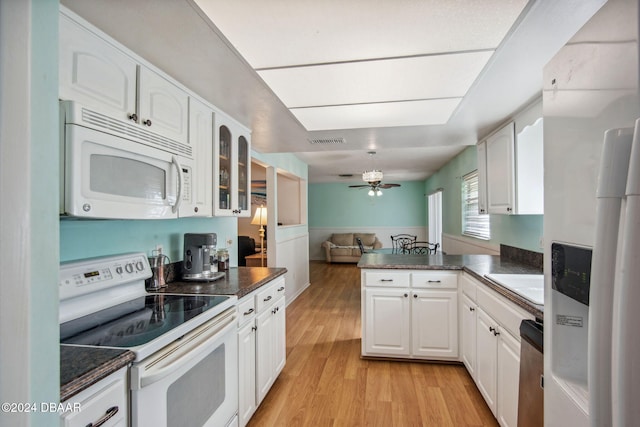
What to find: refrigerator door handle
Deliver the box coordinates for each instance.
[613,118,640,426]
[589,126,633,427]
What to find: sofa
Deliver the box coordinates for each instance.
[321,233,382,263]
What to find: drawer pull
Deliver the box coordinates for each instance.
[263,296,272,302]
[86,405,119,427]
[277,286,285,292]
[427,280,442,283]
[380,279,394,282]
[243,308,254,316]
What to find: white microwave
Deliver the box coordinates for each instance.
[60,101,193,219]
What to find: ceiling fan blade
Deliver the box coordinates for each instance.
[348,185,370,188]
[379,183,401,188]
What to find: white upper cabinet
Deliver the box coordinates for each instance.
[214,113,251,217]
[59,13,137,122]
[486,122,516,215]
[514,116,544,215]
[479,101,544,215]
[138,67,189,145]
[185,97,213,217]
[477,140,488,215]
[59,9,189,146]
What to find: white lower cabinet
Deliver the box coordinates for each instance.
[60,366,128,427]
[237,277,286,427]
[364,288,411,355]
[460,292,478,378]
[362,270,458,361]
[476,308,499,415]
[497,325,521,427]
[462,272,531,427]
[412,289,458,359]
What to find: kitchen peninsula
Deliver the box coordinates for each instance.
[358,248,542,427]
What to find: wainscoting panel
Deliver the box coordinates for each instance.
[275,232,311,303]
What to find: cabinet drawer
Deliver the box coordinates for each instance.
[238,296,256,326]
[256,282,277,312]
[411,272,458,289]
[460,272,478,300]
[363,270,410,287]
[61,367,127,427]
[272,277,286,299]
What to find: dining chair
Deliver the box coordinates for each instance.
[390,234,417,254]
[406,241,440,254]
[356,237,367,255]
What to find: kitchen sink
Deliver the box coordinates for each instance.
[484,274,544,305]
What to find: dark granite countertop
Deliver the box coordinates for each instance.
[61,266,286,401]
[60,346,134,402]
[159,266,287,298]
[358,253,543,319]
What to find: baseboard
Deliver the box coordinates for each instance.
[286,280,311,307]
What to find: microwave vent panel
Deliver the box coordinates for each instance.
[81,107,192,158]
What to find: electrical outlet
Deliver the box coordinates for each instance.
[226,237,233,246]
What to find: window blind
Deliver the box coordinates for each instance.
[462,171,490,239]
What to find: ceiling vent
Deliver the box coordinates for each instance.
[307,137,346,145]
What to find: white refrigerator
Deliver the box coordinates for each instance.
[543,0,640,425]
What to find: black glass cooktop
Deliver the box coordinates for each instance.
[60,294,230,348]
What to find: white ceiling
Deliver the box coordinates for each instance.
[61,0,606,184]
[195,0,526,133]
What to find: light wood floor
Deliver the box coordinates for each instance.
[248,261,499,427]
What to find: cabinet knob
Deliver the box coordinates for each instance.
[469,307,475,312]
[143,119,152,126]
[506,207,512,212]
[128,113,138,122]
[194,207,199,213]
[489,326,495,333]
[252,326,257,332]
[493,330,500,336]
[404,293,408,298]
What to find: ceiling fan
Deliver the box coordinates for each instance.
[348,151,401,196]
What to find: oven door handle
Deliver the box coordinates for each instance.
[132,309,236,389]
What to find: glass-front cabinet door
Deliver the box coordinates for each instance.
[218,125,233,213]
[213,113,251,217]
[237,135,249,213]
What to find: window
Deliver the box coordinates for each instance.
[428,190,442,249]
[462,171,490,239]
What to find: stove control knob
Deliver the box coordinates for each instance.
[115,266,123,275]
[125,263,134,274]
[136,261,144,271]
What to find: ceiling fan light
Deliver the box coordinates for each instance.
[368,189,375,196]
[376,189,383,196]
[362,170,383,183]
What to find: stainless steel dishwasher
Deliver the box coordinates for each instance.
[518,319,544,427]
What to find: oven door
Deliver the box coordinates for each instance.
[130,308,238,427]
[62,123,190,219]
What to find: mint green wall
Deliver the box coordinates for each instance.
[309,181,426,227]
[29,0,59,423]
[60,217,237,262]
[424,146,543,252]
